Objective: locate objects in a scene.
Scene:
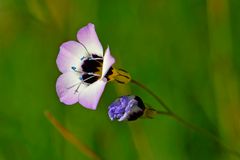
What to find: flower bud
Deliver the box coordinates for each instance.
[108,95,145,121]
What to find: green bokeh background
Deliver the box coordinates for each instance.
[1,0,240,159]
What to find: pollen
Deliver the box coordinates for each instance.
[71,66,76,71]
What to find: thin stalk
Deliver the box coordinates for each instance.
[44,111,101,160]
[131,79,172,113]
[131,79,240,158]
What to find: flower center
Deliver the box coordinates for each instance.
[78,54,117,84]
[79,54,102,84]
[72,54,131,85]
[81,54,103,73]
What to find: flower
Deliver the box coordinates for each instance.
[56,23,115,110]
[108,95,145,121]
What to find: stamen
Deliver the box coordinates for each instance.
[67,82,81,90]
[74,83,82,94]
[87,72,101,77]
[78,41,91,56]
[89,57,103,61]
[82,75,98,82]
[74,75,99,93]
[66,75,100,93]
[71,66,83,73]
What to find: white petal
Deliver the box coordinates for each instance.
[56,72,86,105]
[101,47,115,78]
[56,41,88,73]
[77,23,103,57]
[78,79,107,110]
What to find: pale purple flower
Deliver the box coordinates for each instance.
[108,95,145,121]
[56,23,115,110]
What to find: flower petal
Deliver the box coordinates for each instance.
[56,41,88,73]
[101,47,115,78]
[78,79,107,110]
[56,72,86,105]
[77,23,103,57]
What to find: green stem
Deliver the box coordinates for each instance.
[131,79,172,113]
[131,79,240,158]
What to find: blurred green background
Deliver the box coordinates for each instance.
[1,0,240,159]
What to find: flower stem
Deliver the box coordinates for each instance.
[165,111,240,158]
[131,79,240,158]
[131,79,172,113]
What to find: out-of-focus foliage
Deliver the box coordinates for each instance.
[0,0,240,159]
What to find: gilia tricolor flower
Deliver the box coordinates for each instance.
[108,95,161,121]
[108,95,145,121]
[56,23,131,110]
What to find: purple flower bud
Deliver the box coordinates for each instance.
[108,95,145,121]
